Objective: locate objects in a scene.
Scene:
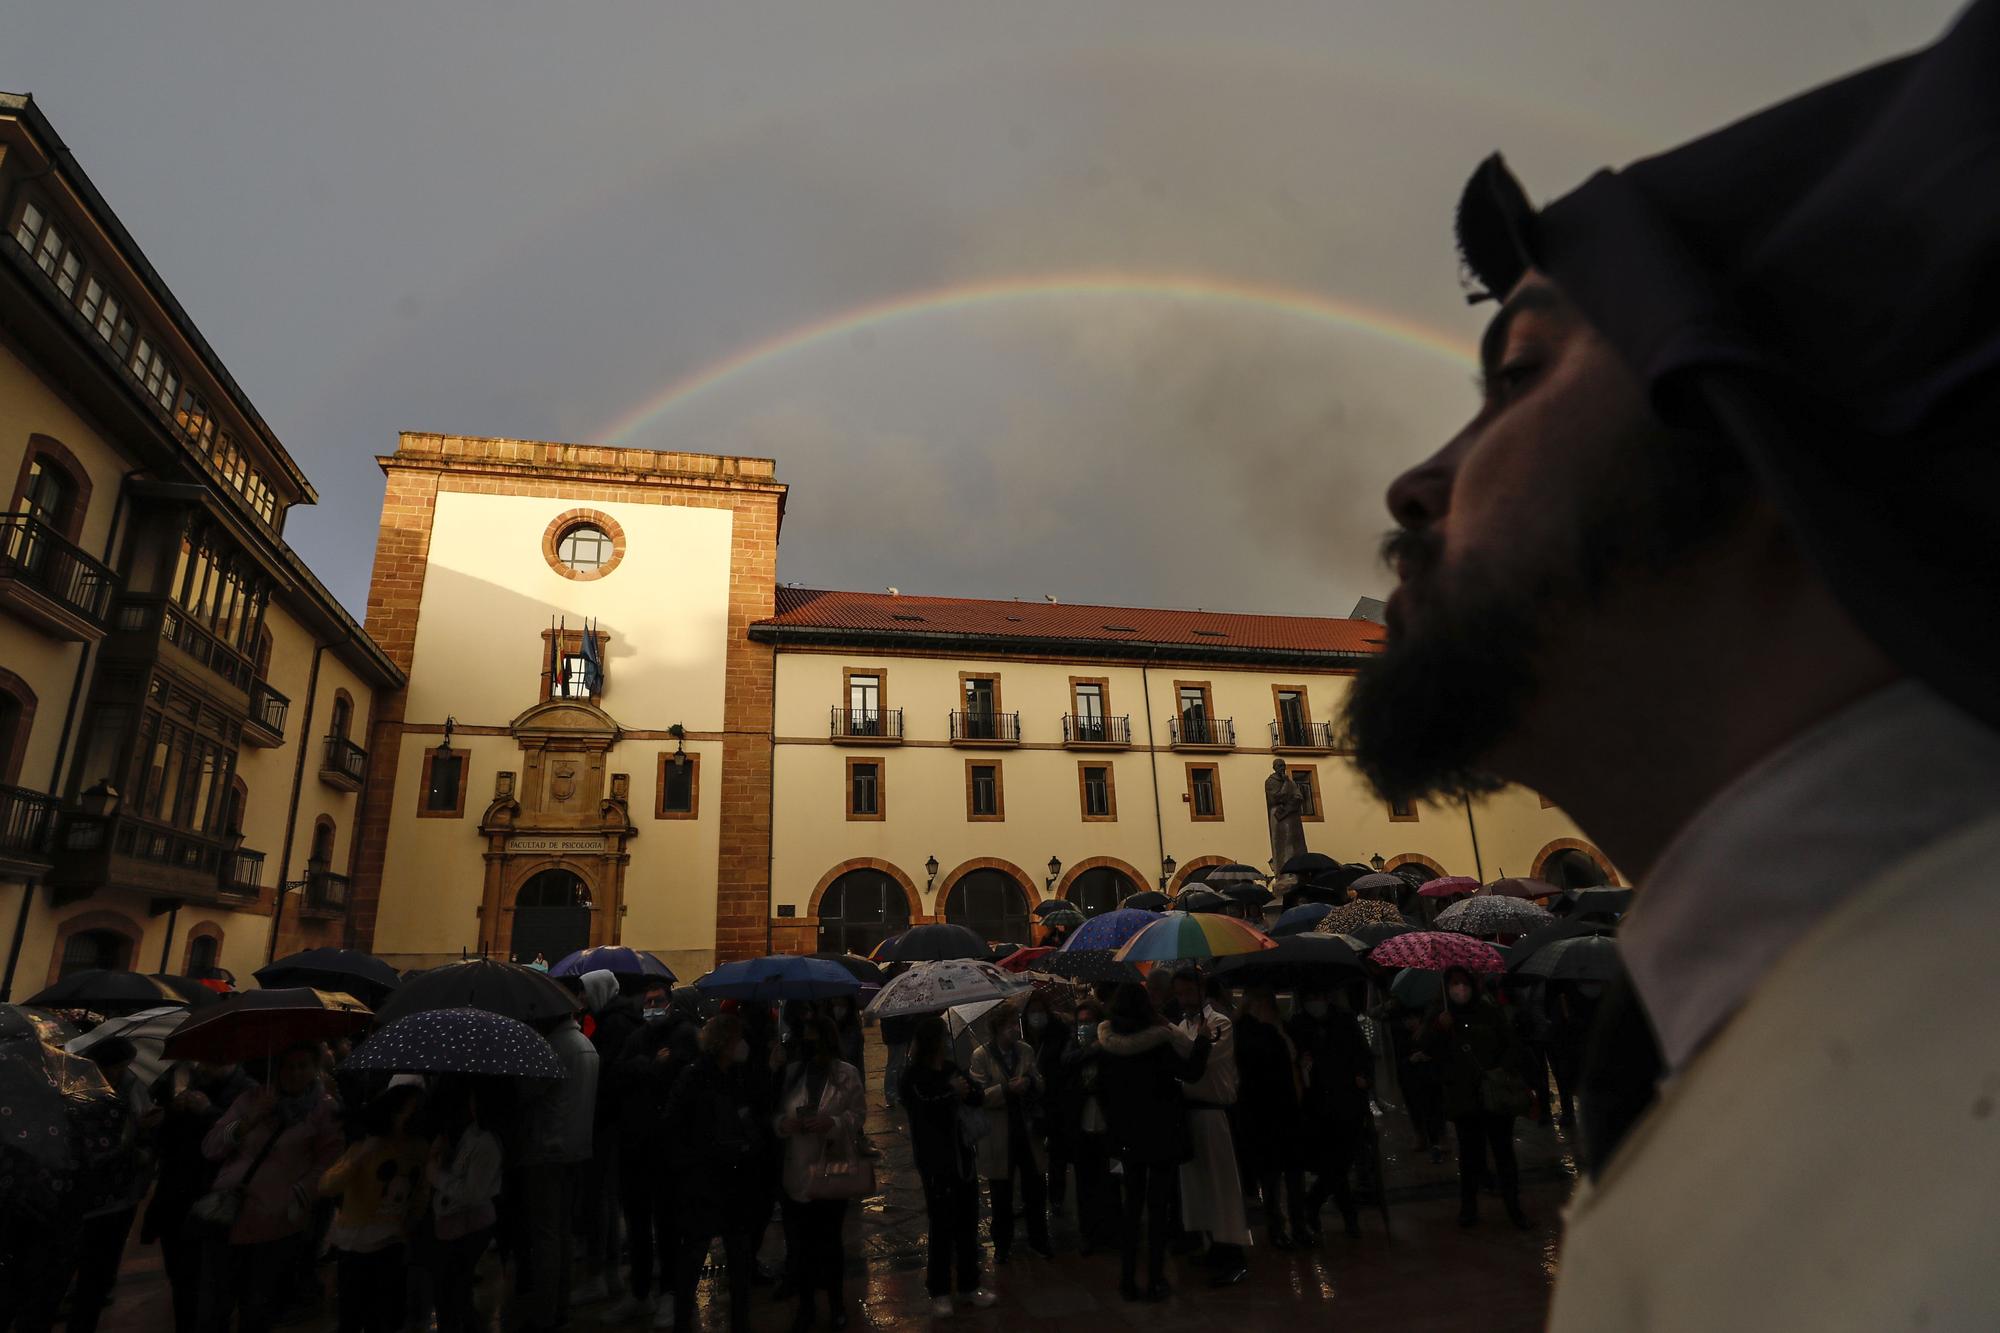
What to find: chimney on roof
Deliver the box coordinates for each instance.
[1350,595,1389,622]
[886,587,899,597]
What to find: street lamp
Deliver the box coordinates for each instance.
[1370,852,1386,872]
[1045,855,1062,891]
[925,855,940,893]
[1159,853,1177,889]
[668,723,687,770]
[438,714,456,759]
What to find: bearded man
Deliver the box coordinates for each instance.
[1343,4,2000,1327]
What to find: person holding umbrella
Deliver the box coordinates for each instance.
[665,1014,770,1333]
[145,1057,256,1333]
[1288,982,1372,1239]
[199,1042,344,1332]
[60,1037,157,1333]
[319,1084,427,1333]
[897,1014,998,1318]
[967,1006,1052,1265]
[423,1081,503,1333]
[774,1014,865,1332]
[599,990,697,1327]
[1419,968,1530,1229]
[512,1011,597,1333]
[1165,968,1250,1286]
[1232,986,1306,1249]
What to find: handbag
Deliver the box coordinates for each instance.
[957,1101,990,1147]
[1479,1066,1535,1119]
[803,1132,876,1201]
[190,1113,285,1227]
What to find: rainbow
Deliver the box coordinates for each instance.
[600,271,1478,442]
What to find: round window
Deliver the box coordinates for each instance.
[556,523,613,574]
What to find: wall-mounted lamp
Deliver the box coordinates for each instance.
[925,854,940,892]
[1370,852,1386,872]
[438,714,456,758]
[1159,853,1177,889]
[669,722,687,770]
[1045,855,1062,891]
[79,779,121,820]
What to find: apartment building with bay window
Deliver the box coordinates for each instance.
[0,94,402,998]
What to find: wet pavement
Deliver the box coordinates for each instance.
[98,1035,1571,1332]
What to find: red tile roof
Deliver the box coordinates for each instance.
[753,587,1385,658]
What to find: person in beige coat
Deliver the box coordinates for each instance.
[966,1013,1051,1263]
[1345,4,2000,1327]
[774,1015,866,1332]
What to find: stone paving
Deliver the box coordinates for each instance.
[98,1034,1572,1332]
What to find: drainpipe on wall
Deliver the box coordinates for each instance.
[339,655,370,952]
[268,639,327,964]
[765,655,779,958]
[0,889,33,1000]
[1462,794,1486,882]
[1141,649,1167,888]
[159,903,179,972]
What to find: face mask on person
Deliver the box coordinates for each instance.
[1448,984,1474,1006]
[643,1006,670,1022]
[730,1040,750,1064]
[1303,1000,1330,1019]
[1025,1013,1048,1033]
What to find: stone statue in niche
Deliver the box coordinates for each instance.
[1265,757,1308,876]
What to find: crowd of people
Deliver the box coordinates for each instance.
[6,940,1592,1333]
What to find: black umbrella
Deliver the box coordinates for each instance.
[1201,863,1267,885]
[1514,934,1622,983]
[1270,902,1334,938]
[1347,873,1408,902]
[1336,921,1419,951]
[1032,900,1075,919]
[256,948,401,1005]
[1176,887,1232,915]
[882,923,989,962]
[1219,884,1274,911]
[1506,917,1616,972]
[809,953,888,987]
[1120,891,1170,911]
[1214,935,1363,990]
[1039,949,1143,986]
[345,1006,563,1078]
[27,970,188,1014]
[163,988,374,1063]
[1280,852,1341,877]
[372,957,577,1027]
[1554,888,1634,922]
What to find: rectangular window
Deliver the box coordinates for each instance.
[655,752,700,820]
[1080,763,1116,821]
[960,674,1001,739]
[108,314,134,359]
[1275,688,1311,746]
[967,762,1002,821]
[1187,764,1223,820]
[543,629,608,700]
[12,200,45,253]
[1071,677,1110,742]
[1291,766,1323,821]
[846,759,884,820]
[419,748,467,818]
[56,249,83,298]
[1176,681,1214,744]
[1389,797,1419,822]
[32,221,66,278]
[844,669,883,736]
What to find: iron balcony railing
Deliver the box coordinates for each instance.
[59,812,229,877]
[1063,714,1131,746]
[830,706,904,740]
[115,595,257,692]
[303,866,350,912]
[1271,718,1336,750]
[0,784,61,860]
[247,679,290,742]
[222,847,265,897]
[1169,716,1235,748]
[949,710,1021,744]
[0,513,116,630]
[322,735,367,786]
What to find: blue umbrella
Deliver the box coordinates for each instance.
[694,956,859,1003]
[1270,902,1335,937]
[345,1007,563,1078]
[1062,907,1162,953]
[549,946,677,984]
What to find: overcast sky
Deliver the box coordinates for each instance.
[1,1,1960,619]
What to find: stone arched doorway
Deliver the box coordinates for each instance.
[1059,860,1145,917]
[815,867,915,958]
[941,866,1034,946]
[509,867,593,964]
[1541,848,1612,890]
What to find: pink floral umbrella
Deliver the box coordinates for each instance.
[1416,876,1481,899]
[1368,931,1506,974]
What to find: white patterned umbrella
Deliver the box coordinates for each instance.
[344,1006,563,1078]
[65,1005,188,1089]
[862,959,1029,1019]
[1435,895,1555,938]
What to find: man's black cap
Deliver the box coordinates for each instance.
[1456,0,2000,728]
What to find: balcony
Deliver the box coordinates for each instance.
[1270,719,1337,753]
[50,811,231,906]
[1063,714,1131,747]
[1169,716,1236,750]
[0,514,116,641]
[221,847,265,900]
[107,595,256,698]
[298,866,349,915]
[949,710,1020,746]
[830,707,903,744]
[319,735,367,792]
[243,679,290,748]
[0,784,61,875]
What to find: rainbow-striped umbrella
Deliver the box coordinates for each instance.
[1113,911,1278,964]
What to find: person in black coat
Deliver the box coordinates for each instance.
[1234,985,1307,1248]
[1420,968,1530,1229]
[897,1015,996,1318]
[145,1060,255,1333]
[1057,997,1117,1253]
[1021,992,1074,1211]
[602,997,698,1322]
[1091,982,1212,1302]
[664,1015,769,1333]
[1288,983,1373,1239]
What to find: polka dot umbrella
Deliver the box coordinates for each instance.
[344,1006,564,1079]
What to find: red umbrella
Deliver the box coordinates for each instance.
[1368,931,1506,974]
[1416,876,1481,899]
[996,946,1055,974]
[162,987,373,1063]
